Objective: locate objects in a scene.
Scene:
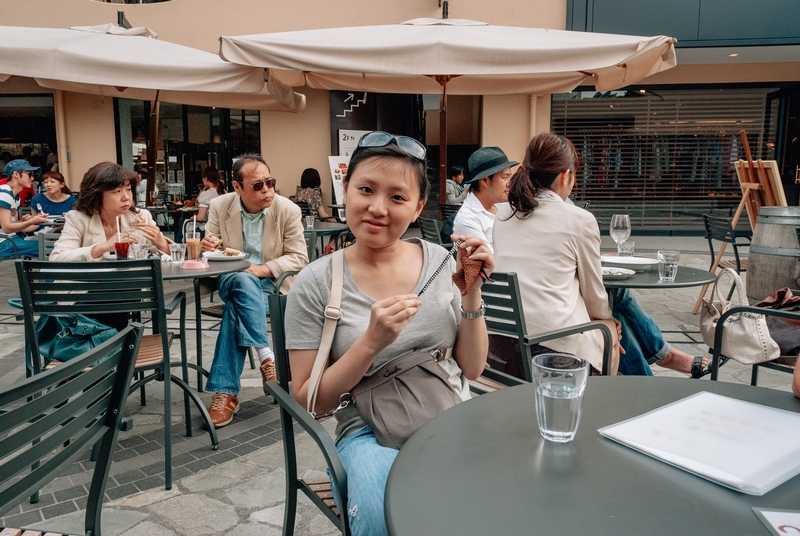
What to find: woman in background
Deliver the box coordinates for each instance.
[294,167,331,219]
[31,171,75,217]
[196,166,225,223]
[493,132,622,375]
[50,162,170,261]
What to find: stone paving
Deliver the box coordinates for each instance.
[0,233,794,535]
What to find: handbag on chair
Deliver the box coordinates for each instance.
[699,268,780,365]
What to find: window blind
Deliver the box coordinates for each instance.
[551,88,779,232]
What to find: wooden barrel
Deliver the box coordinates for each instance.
[747,206,800,302]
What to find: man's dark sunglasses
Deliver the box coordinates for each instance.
[241,178,276,191]
[354,131,427,162]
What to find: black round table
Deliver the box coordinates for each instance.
[161,258,249,391]
[311,221,348,236]
[385,377,800,536]
[603,265,717,289]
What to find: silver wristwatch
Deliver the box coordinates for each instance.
[460,299,486,319]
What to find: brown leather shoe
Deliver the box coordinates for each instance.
[260,358,277,395]
[207,393,239,428]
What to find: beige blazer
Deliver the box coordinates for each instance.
[50,209,160,262]
[493,193,612,371]
[204,192,308,293]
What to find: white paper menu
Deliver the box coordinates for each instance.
[753,508,800,535]
[598,391,800,496]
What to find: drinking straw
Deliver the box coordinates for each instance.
[116,216,120,242]
[193,215,196,236]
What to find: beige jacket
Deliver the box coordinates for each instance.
[204,192,307,293]
[50,209,160,262]
[493,192,612,371]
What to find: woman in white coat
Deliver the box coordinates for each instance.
[50,162,170,261]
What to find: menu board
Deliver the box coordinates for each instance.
[328,156,350,222]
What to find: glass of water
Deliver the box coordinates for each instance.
[609,214,631,255]
[657,250,680,282]
[532,353,590,443]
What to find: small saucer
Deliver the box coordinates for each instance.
[180,259,209,270]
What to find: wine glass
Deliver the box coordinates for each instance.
[609,214,631,256]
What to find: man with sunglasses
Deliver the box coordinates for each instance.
[201,153,308,427]
[0,159,48,258]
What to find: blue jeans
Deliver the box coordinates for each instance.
[333,427,399,536]
[612,288,671,376]
[205,271,275,395]
[0,235,39,259]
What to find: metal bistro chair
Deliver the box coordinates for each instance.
[472,272,614,394]
[703,214,751,274]
[0,325,143,536]
[439,203,461,220]
[418,217,452,249]
[37,232,60,261]
[16,259,218,490]
[304,229,319,262]
[266,293,349,536]
[709,291,798,386]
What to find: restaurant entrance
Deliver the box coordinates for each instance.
[115,98,260,201]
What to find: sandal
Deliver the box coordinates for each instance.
[690,355,712,379]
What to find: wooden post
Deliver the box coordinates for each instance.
[145,92,160,208]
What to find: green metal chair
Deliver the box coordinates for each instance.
[702,214,751,274]
[266,293,349,535]
[304,229,319,261]
[439,203,461,219]
[0,324,143,535]
[473,272,613,394]
[37,232,60,261]
[15,258,218,490]
[418,217,452,248]
[709,292,798,385]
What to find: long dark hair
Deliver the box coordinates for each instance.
[74,162,139,217]
[202,166,226,194]
[507,132,577,219]
[42,171,71,195]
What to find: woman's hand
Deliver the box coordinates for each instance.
[451,234,495,278]
[138,220,169,254]
[365,294,422,354]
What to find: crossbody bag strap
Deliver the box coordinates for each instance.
[306,249,345,417]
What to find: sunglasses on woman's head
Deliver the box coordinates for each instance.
[354,131,427,162]
[240,178,277,191]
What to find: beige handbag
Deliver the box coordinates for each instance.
[700,268,780,365]
[306,249,462,450]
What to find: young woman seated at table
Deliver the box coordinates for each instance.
[492,132,623,375]
[195,166,225,223]
[285,132,492,536]
[30,171,76,218]
[50,162,170,261]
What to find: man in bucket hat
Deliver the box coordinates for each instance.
[452,146,518,247]
[0,160,48,258]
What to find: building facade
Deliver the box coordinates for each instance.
[0,0,797,229]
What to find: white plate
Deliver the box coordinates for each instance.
[203,251,246,261]
[45,217,65,224]
[602,267,636,280]
[601,256,659,272]
[103,252,116,261]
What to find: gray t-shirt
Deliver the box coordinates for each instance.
[285,238,469,443]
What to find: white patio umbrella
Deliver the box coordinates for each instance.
[220,17,677,198]
[0,24,305,195]
[0,24,304,110]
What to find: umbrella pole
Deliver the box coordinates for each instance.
[145,91,161,207]
[435,77,452,213]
